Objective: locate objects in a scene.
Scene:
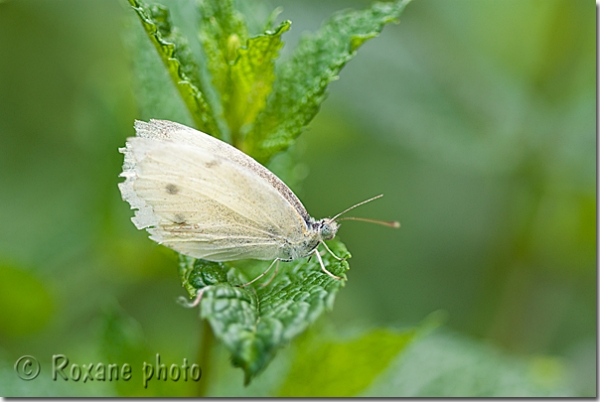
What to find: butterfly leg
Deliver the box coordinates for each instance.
[314,249,342,280]
[239,258,279,288]
[178,286,210,308]
[260,260,280,288]
[320,241,344,261]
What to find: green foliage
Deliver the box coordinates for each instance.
[245,0,411,162]
[179,241,350,383]
[209,318,574,397]
[128,0,220,137]
[278,328,417,396]
[128,0,409,385]
[275,311,443,396]
[197,0,292,145]
[226,20,291,146]
[129,0,408,157]
[197,0,248,99]
[365,332,574,396]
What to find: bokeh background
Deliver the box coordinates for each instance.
[0,0,595,396]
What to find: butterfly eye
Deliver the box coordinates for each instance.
[320,222,335,240]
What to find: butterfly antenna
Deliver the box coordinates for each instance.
[331,194,385,221]
[336,216,400,228]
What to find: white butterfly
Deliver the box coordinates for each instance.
[119,119,397,291]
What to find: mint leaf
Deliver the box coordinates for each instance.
[179,241,350,383]
[274,313,443,397]
[129,0,221,137]
[228,21,291,147]
[198,0,290,146]
[197,0,248,107]
[277,327,417,397]
[245,0,412,162]
[126,13,195,127]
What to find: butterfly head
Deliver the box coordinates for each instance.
[309,194,398,247]
[316,218,339,241]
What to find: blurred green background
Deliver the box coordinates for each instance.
[0,0,595,396]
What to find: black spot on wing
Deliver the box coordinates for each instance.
[173,213,186,224]
[205,159,220,168]
[165,183,179,194]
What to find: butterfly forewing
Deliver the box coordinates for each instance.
[134,120,311,222]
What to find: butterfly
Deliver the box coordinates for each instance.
[119,119,398,297]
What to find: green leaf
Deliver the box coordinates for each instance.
[228,21,291,147]
[198,0,290,146]
[277,327,418,397]
[128,0,221,137]
[197,0,248,105]
[179,240,350,384]
[126,12,195,127]
[245,0,412,162]
[364,332,576,397]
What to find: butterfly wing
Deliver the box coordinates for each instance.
[119,132,309,262]
[132,119,312,222]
